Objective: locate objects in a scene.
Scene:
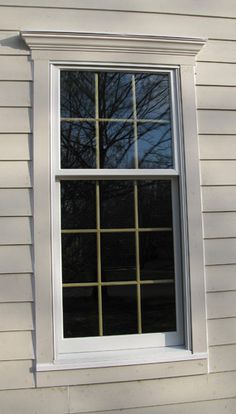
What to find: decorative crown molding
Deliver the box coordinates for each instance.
[21,31,206,56]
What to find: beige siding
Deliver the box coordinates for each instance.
[0,302,33,331]
[0,56,32,80]
[198,111,236,134]
[0,82,31,107]
[201,161,236,185]
[198,40,236,62]
[0,245,32,273]
[0,360,34,389]
[0,274,33,302]
[208,318,236,345]
[206,265,236,291]
[203,212,236,238]
[0,161,31,187]
[69,372,236,412]
[197,62,236,86]
[0,108,31,133]
[72,399,236,414]
[0,189,32,216]
[0,9,236,39]
[0,217,31,244]
[0,387,68,414]
[0,31,29,55]
[209,344,236,372]
[202,186,236,212]
[197,88,236,110]
[0,3,236,414]
[0,134,31,160]
[0,331,34,360]
[2,0,236,18]
[207,291,236,319]
[199,136,236,160]
[205,238,236,265]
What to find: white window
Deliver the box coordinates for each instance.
[53,67,184,362]
[22,31,208,382]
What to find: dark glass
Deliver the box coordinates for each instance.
[135,73,170,120]
[99,122,135,168]
[61,181,96,229]
[103,286,138,335]
[100,181,134,228]
[62,234,97,283]
[61,71,95,118]
[139,232,175,280]
[63,287,99,337]
[101,233,136,281]
[61,121,96,168]
[98,72,133,119]
[141,284,176,333]
[138,180,172,228]
[137,122,172,169]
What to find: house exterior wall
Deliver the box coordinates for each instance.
[0,1,235,412]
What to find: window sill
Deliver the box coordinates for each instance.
[35,347,208,387]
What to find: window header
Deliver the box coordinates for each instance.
[21,31,206,57]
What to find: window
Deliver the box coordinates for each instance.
[22,31,207,380]
[53,68,184,358]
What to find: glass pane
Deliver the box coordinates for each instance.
[135,73,170,120]
[101,233,136,281]
[138,180,172,228]
[99,122,135,168]
[100,180,134,228]
[61,121,96,169]
[103,286,138,335]
[139,232,175,280]
[61,181,96,229]
[63,287,99,337]
[98,72,133,119]
[62,234,97,283]
[141,284,176,333]
[61,71,95,118]
[137,122,172,169]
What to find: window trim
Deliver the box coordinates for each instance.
[21,31,208,383]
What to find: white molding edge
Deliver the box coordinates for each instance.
[37,350,208,371]
[21,31,206,56]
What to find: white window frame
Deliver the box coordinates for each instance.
[53,65,184,361]
[21,31,208,384]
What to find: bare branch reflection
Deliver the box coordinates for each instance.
[60,71,172,169]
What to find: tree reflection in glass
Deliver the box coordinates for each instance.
[138,122,172,168]
[61,71,95,118]
[60,70,173,170]
[98,72,133,119]
[135,73,170,120]
[99,121,135,168]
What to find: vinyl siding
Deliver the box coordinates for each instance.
[0,2,236,413]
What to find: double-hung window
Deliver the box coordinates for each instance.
[53,67,184,363]
[22,31,207,377]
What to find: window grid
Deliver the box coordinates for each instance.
[61,179,175,336]
[58,68,180,341]
[60,72,172,170]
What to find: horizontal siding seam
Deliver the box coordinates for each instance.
[68,398,236,413]
[197,84,236,88]
[204,237,236,240]
[0,5,236,21]
[197,60,236,64]
[207,290,236,294]
[209,344,236,348]
[208,316,236,321]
